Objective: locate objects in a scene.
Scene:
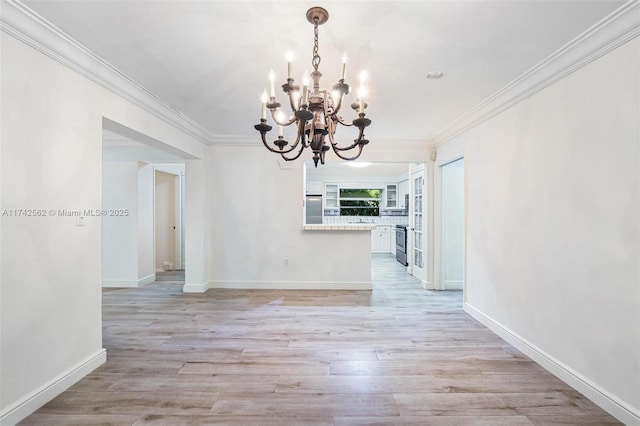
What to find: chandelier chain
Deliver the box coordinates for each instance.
[312,22,321,71]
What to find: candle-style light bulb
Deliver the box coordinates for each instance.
[286,51,293,79]
[358,86,366,114]
[341,53,347,80]
[261,90,268,119]
[268,69,276,97]
[359,70,367,83]
[277,111,285,137]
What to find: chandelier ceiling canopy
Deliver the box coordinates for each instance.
[254,7,372,167]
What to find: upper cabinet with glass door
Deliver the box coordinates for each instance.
[384,184,398,208]
[325,184,339,209]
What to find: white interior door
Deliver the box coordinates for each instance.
[411,169,426,283]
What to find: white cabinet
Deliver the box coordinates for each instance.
[324,184,338,209]
[384,184,397,208]
[371,225,393,253]
[306,181,323,195]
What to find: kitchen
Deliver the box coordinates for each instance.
[304,161,423,265]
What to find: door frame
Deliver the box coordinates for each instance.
[435,157,465,291]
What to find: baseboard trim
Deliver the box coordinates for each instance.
[101,279,138,288]
[464,303,640,425]
[182,282,208,293]
[0,349,106,426]
[138,274,155,286]
[444,280,463,290]
[208,280,372,291]
[421,280,434,290]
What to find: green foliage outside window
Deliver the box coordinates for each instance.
[339,188,380,216]
[340,189,381,199]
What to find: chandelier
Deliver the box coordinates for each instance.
[254,7,371,167]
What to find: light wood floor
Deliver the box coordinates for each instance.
[22,255,620,425]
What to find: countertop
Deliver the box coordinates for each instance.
[303,224,377,231]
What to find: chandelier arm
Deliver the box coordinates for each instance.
[327,118,337,145]
[280,141,306,161]
[332,127,365,151]
[287,91,299,112]
[269,109,297,126]
[297,119,310,148]
[258,131,303,155]
[327,91,345,117]
[331,143,365,161]
[322,91,330,116]
[334,116,355,127]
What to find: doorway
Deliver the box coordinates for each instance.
[440,158,464,290]
[154,165,185,274]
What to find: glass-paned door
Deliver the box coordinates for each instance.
[411,170,425,282]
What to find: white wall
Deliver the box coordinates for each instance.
[1,33,105,423]
[462,38,639,423]
[206,145,372,290]
[101,161,139,286]
[0,33,205,424]
[183,158,209,292]
[205,143,431,291]
[441,158,464,289]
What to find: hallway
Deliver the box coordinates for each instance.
[21,255,619,425]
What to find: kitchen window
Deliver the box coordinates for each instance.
[339,188,381,216]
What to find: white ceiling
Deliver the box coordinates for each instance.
[23,0,626,143]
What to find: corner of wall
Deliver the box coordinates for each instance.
[464,303,640,425]
[0,349,106,426]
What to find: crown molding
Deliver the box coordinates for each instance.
[0,0,215,145]
[3,0,637,149]
[433,0,640,145]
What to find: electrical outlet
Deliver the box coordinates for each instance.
[284,258,290,267]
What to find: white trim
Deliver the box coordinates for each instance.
[209,136,434,149]
[101,279,138,288]
[443,280,463,290]
[138,274,156,286]
[464,303,640,426]
[101,274,155,288]
[420,280,434,290]
[0,349,106,426]
[182,282,208,293]
[1,1,637,149]
[208,280,372,291]
[0,0,213,145]
[434,0,640,145]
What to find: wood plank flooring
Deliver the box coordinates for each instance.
[21,255,620,425]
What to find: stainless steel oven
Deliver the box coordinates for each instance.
[396,225,408,266]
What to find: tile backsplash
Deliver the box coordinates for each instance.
[322,215,409,225]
